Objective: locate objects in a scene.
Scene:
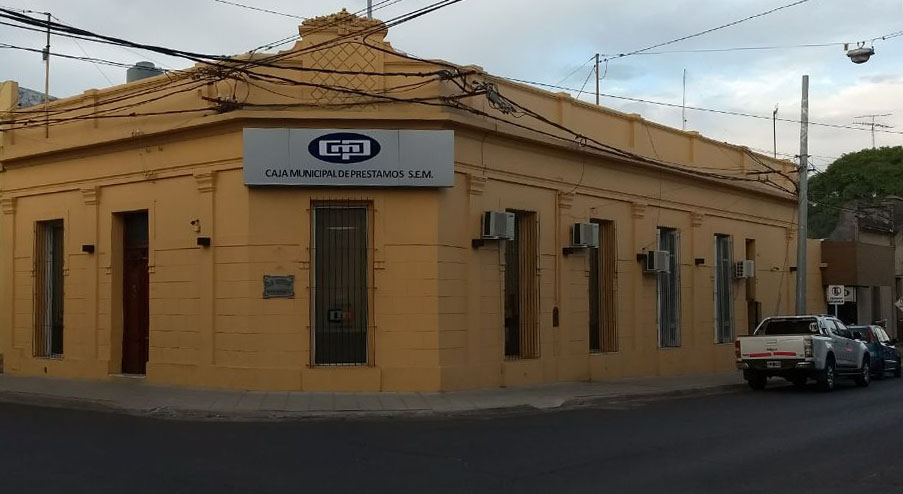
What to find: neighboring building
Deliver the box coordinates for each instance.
[0,10,825,391]
[15,86,55,108]
[821,200,901,337]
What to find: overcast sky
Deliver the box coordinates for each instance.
[2,0,902,168]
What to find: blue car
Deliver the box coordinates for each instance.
[849,325,902,379]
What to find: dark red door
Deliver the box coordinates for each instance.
[122,212,149,375]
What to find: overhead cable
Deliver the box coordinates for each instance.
[604,0,815,62]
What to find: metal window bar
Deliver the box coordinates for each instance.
[589,243,601,352]
[599,221,618,352]
[505,210,539,359]
[715,234,734,343]
[33,219,64,358]
[312,203,369,366]
[657,227,680,348]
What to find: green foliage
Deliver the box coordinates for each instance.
[808,146,903,238]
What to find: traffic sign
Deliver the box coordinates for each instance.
[827,285,845,305]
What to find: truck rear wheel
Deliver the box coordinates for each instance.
[818,359,836,392]
[747,373,767,390]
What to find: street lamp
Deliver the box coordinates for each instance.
[846,44,875,64]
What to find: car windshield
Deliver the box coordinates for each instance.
[873,327,890,343]
[754,318,818,335]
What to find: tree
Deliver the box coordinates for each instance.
[808,146,903,238]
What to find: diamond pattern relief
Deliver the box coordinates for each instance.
[306,41,382,107]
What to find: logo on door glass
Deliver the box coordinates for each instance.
[309,132,381,164]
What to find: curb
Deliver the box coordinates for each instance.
[0,382,747,422]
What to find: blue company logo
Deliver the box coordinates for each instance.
[308,132,381,164]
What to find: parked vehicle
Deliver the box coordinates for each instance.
[736,315,871,391]
[848,325,902,379]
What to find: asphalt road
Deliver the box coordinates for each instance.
[1,377,901,494]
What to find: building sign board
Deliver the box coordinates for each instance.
[263,275,295,299]
[826,284,845,305]
[243,128,454,187]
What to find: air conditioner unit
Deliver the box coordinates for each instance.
[734,260,755,279]
[571,222,599,248]
[642,250,670,273]
[481,211,515,240]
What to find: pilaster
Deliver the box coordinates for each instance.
[81,187,100,360]
[194,172,216,366]
[0,196,16,367]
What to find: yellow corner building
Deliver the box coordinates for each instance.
[0,11,826,391]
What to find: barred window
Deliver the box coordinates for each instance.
[504,210,539,359]
[589,220,618,353]
[34,219,64,358]
[657,227,680,348]
[715,234,734,343]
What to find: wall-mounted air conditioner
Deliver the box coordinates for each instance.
[571,222,599,248]
[734,260,755,279]
[481,211,515,240]
[642,250,670,273]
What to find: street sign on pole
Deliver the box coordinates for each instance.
[827,285,844,317]
[827,285,844,304]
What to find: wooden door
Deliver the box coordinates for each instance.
[121,212,149,374]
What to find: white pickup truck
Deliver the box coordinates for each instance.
[735,315,871,391]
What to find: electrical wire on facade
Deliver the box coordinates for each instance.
[501,76,903,137]
[0,3,799,195]
[0,0,465,96]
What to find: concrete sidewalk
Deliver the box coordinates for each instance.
[0,372,746,421]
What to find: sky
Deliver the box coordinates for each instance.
[2,0,902,169]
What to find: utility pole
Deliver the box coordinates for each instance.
[682,69,687,131]
[594,53,600,105]
[853,113,893,148]
[796,75,809,315]
[367,0,372,18]
[43,11,51,137]
[773,103,779,158]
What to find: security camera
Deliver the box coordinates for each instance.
[190,219,201,233]
[847,46,875,64]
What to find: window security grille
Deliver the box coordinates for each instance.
[657,227,680,348]
[504,210,539,359]
[589,220,618,353]
[715,234,734,344]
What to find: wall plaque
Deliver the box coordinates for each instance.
[263,275,295,299]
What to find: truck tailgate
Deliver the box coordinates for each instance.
[739,336,806,359]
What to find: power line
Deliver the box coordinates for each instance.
[598,29,903,58]
[604,0,815,62]
[0,2,794,191]
[245,0,406,53]
[0,41,144,70]
[554,55,595,86]
[211,0,306,20]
